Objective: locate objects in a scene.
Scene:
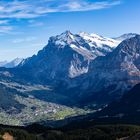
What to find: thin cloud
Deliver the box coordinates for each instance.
[28,20,45,27]
[0,0,121,19]
[12,37,37,43]
[54,1,121,12]
[0,26,13,33]
[0,0,121,34]
[0,20,9,24]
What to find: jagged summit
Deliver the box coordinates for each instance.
[78,31,90,37]
[62,30,73,36]
[45,31,120,63]
[52,31,120,58]
[49,30,76,47]
[57,30,74,40]
[49,31,120,50]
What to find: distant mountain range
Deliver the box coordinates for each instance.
[0,61,7,67]
[114,33,139,41]
[0,58,23,68]
[0,31,139,126]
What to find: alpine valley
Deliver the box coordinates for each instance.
[0,31,139,126]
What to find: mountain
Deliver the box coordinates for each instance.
[16,31,120,82]
[0,61,8,67]
[0,31,139,126]
[0,58,23,68]
[72,35,140,105]
[4,58,23,68]
[114,33,138,41]
[79,32,120,55]
[1,32,139,104]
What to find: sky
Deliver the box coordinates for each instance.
[0,0,139,61]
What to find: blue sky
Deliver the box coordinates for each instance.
[0,0,139,61]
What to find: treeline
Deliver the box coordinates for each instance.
[0,124,140,140]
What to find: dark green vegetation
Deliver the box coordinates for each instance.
[0,124,140,140]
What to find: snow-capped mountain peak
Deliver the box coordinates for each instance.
[2,58,24,68]
[57,30,74,40]
[49,31,121,54]
[79,32,120,48]
[50,30,76,47]
[114,33,139,41]
[78,32,90,37]
[18,31,124,80]
[48,31,121,62]
[0,61,8,67]
[90,33,103,39]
